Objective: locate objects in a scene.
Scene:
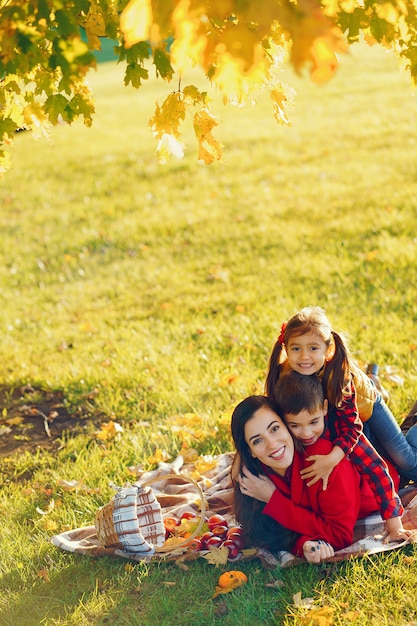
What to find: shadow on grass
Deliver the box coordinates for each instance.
[0,382,107,460]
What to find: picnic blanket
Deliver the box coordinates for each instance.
[51,452,417,568]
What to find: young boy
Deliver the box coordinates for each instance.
[274,370,411,543]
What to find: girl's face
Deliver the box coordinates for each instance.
[286,330,330,375]
[244,407,294,476]
[284,400,327,447]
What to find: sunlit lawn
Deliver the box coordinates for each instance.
[0,42,416,625]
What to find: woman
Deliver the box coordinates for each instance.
[231,395,401,564]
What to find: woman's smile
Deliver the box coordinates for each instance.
[244,407,294,476]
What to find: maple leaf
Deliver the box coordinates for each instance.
[153,48,174,81]
[125,63,149,88]
[202,545,229,566]
[83,1,107,50]
[149,93,186,139]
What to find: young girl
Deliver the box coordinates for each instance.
[274,370,412,542]
[265,306,417,527]
[231,395,401,564]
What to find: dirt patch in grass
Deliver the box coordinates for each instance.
[0,384,104,457]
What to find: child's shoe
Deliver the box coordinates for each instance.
[366,363,390,404]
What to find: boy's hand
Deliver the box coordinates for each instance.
[300,446,344,490]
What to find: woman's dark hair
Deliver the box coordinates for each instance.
[230,395,299,553]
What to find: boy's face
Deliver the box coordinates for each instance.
[284,400,327,446]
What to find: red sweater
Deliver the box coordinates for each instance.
[262,438,382,556]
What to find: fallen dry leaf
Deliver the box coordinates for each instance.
[297,605,335,625]
[265,579,285,589]
[95,420,123,441]
[202,545,229,566]
[293,591,315,608]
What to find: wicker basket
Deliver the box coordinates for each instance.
[95,473,206,556]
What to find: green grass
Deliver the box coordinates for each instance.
[0,42,417,625]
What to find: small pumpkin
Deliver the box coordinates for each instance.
[218,570,248,588]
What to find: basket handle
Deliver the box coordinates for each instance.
[140,472,206,554]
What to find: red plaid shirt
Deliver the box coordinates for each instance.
[326,380,402,520]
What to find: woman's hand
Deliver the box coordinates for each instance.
[238,466,275,503]
[302,540,334,564]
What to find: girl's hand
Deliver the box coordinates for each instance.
[238,466,275,503]
[383,517,415,543]
[303,540,334,564]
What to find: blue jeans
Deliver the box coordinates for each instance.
[363,391,417,483]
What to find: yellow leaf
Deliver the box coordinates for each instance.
[193,109,223,164]
[179,446,199,462]
[124,563,135,573]
[342,610,361,620]
[298,606,335,625]
[95,420,124,441]
[5,416,24,425]
[375,2,399,24]
[194,456,218,474]
[120,0,153,48]
[150,93,186,139]
[202,545,229,566]
[269,86,294,125]
[84,1,107,50]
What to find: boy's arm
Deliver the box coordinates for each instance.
[300,446,345,490]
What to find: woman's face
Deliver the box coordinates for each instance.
[244,406,294,476]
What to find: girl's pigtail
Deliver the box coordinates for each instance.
[322,331,351,407]
[265,340,284,401]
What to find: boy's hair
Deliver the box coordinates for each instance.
[274,370,324,416]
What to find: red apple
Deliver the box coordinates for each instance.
[207,514,228,531]
[223,539,240,559]
[226,526,243,538]
[187,538,203,552]
[211,524,228,539]
[181,511,197,521]
[163,516,179,538]
[226,531,244,549]
[200,531,214,549]
[206,536,223,549]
